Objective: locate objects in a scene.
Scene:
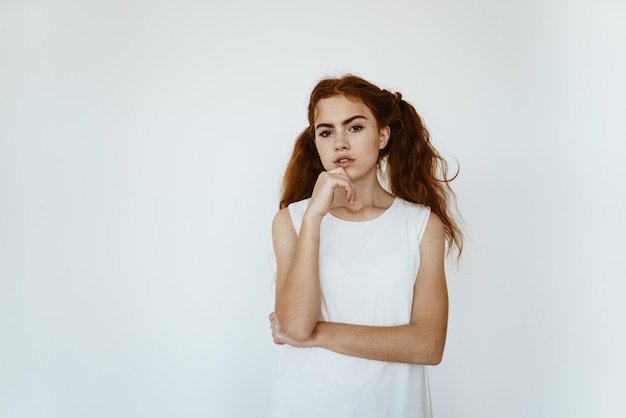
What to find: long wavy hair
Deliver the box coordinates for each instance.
[280,74,463,257]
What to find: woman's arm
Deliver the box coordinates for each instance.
[271,213,448,365]
[272,208,322,341]
[273,168,356,342]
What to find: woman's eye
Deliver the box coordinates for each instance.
[349,125,363,132]
[318,131,332,138]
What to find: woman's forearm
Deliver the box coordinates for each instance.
[310,321,447,365]
[275,213,323,341]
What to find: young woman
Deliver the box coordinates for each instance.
[269,75,463,418]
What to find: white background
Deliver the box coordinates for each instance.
[1,1,625,417]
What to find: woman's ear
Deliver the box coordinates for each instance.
[379,126,391,149]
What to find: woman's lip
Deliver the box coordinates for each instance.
[334,158,354,168]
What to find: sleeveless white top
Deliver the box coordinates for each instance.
[271,197,433,418]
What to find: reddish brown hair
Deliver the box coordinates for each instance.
[280,75,463,257]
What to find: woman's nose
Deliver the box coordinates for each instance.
[334,132,349,150]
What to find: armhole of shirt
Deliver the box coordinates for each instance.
[287,200,307,235]
[416,206,432,245]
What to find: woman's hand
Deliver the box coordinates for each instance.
[269,312,315,348]
[305,168,356,219]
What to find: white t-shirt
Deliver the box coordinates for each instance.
[271,197,433,418]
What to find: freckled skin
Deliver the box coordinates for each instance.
[313,96,389,186]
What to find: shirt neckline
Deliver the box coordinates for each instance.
[326,197,397,223]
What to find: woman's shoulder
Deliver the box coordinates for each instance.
[394,197,431,215]
[274,198,311,235]
[392,198,435,243]
[287,198,311,211]
[285,198,311,220]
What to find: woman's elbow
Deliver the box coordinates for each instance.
[407,349,442,365]
[409,334,446,365]
[288,326,315,343]
[411,348,444,365]
[275,303,319,342]
[424,349,444,366]
[279,317,316,343]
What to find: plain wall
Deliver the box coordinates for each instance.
[1,1,625,417]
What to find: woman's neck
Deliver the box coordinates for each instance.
[331,181,394,213]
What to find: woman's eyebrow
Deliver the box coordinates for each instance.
[315,115,367,131]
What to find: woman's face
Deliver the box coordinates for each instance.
[312,95,389,181]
